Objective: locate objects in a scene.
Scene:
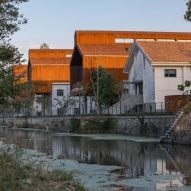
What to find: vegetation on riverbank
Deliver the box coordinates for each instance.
[0,151,86,191]
[69,117,117,133]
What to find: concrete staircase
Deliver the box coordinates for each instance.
[160,109,184,143]
[160,89,191,144]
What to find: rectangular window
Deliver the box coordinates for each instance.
[135,82,143,95]
[115,38,134,43]
[164,69,176,77]
[57,89,64,96]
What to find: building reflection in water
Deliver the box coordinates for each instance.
[0,127,191,190]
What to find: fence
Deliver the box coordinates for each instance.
[0,100,179,118]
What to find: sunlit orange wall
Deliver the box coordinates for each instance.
[29,49,73,59]
[75,31,191,45]
[72,31,191,84]
[29,49,72,94]
[32,65,70,82]
[83,56,128,82]
[13,65,28,83]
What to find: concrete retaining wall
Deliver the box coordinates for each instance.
[0,114,175,137]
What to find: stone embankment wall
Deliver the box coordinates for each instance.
[0,117,70,132]
[170,113,191,145]
[0,115,175,137]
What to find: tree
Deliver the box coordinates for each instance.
[40,43,50,49]
[90,67,118,115]
[178,80,191,92]
[0,0,29,109]
[54,96,76,115]
[185,0,191,21]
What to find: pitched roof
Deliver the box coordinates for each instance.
[137,41,191,63]
[78,44,131,56]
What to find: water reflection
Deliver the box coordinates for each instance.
[52,136,163,178]
[0,127,191,191]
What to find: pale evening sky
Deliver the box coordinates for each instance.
[12,0,191,60]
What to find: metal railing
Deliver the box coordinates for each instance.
[0,100,178,118]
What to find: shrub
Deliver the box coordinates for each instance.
[69,118,81,132]
[85,117,117,133]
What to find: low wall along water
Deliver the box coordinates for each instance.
[0,115,175,138]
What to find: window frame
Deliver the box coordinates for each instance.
[57,89,64,96]
[164,69,177,77]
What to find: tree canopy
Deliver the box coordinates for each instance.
[40,43,50,49]
[178,80,191,92]
[0,0,29,108]
[185,0,191,21]
[90,67,118,114]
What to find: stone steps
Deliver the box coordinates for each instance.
[160,108,184,143]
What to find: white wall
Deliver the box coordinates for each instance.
[128,48,155,103]
[154,66,191,103]
[52,83,70,115]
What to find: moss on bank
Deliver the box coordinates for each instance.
[0,151,86,191]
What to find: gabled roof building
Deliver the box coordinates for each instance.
[28,49,73,116]
[124,41,191,112]
[29,49,72,94]
[71,30,191,88]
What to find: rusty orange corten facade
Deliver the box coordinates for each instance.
[28,49,72,94]
[71,30,191,86]
[13,64,28,83]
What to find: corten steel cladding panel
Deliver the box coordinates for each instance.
[13,65,28,83]
[75,31,191,45]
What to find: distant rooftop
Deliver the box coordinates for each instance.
[137,41,191,63]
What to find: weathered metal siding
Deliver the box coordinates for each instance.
[71,31,191,86]
[31,65,70,82]
[29,49,72,94]
[29,49,73,59]
[83,56,128,82]
[75,31,191,45]
[13,65,28,83]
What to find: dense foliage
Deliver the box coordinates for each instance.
[185,0,191,21]
[178,80,191,91]
[90,67,118,114]
[0,0,29,108]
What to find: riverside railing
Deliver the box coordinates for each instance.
[0,100,179,118]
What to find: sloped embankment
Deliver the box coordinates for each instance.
[171,104,191,145]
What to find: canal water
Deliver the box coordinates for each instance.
[0,127,191,191]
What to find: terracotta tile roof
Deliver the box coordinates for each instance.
[137,41,191,63]
[78,44,132,56]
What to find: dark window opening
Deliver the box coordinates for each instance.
[135,82,143,95]
[164,69,176,77]
[57,89,64,96]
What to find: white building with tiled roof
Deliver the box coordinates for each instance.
[124,41,191,109]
